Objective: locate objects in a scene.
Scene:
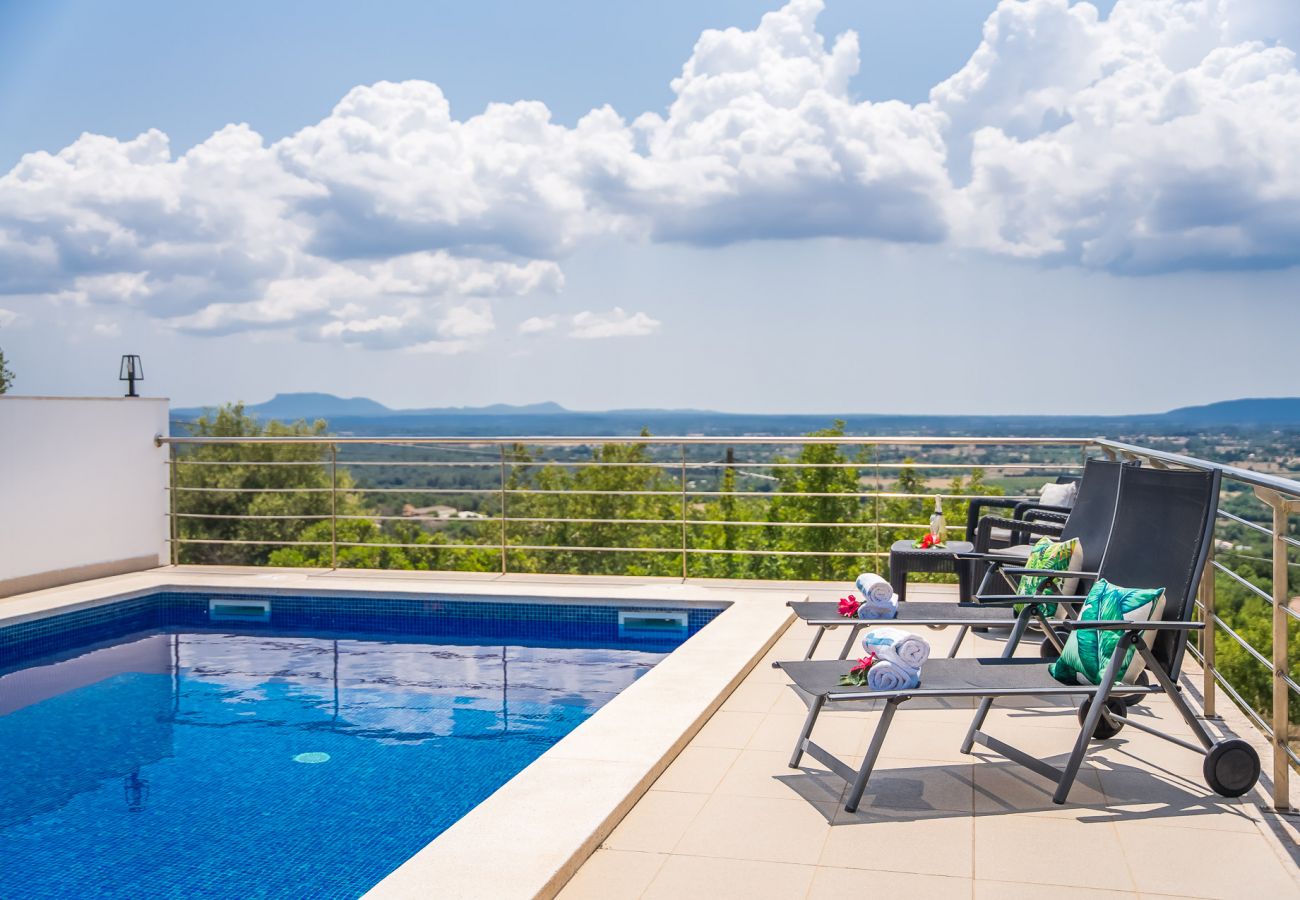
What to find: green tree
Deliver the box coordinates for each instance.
[504,432,682,576]
[0,347,13,394]
[174,403,361,565]
[759,421,870,581]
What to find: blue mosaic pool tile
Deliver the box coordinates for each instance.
[1,591,722,673]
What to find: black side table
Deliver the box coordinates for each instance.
[888,539,975,602]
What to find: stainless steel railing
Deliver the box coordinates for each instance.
[156,432,1299,808]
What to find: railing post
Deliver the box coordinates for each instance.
[500,446,508,575]
[680,444,688,581]
[168,440,179,566]
[1200,544,1217,718]
[1256,487,1295,811]
[1271,496,1293,810]
[330,443,338,570]
[873,445,881,562]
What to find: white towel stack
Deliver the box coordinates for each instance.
[861,627,931,691]
[854,573,898,620]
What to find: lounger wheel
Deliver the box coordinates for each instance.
[1120,670,1150,708]
[1038,629,1068,661]
[1203,739,1260,798]
[1077,697,1127,739]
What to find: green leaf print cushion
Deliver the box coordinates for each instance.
[1049,578,1166,686]
[1014,536,1083,617]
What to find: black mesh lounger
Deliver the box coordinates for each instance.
[787,458,1131,661]
[778,466,1261,812]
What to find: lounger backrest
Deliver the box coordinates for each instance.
[1096,465,1220,677]
[1059,458,1134,571]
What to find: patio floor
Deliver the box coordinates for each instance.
[558,583,1300,900]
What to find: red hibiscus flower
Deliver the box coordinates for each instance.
[850,652,877,674]
[838,596,861,617]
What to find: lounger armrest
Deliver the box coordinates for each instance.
[1060,620,1205,632]
[951,549,1032,562]
[973,593,1089,605]
[974,514,1064,551]
[964,497,1023,541]
[1001,567,1098,580]
[1013,501,1072,519]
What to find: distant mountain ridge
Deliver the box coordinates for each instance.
[1161,397,1300,426]
[169,392,1300,435]
[172,393,570,421]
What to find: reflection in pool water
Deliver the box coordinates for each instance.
[0,628,678,899]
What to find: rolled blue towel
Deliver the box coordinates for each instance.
[865,658,921,692]
[855,573,893,604]
[862,627,931,669]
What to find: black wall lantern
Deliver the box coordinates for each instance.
[119,354,143,397]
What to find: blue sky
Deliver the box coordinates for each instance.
[0,0,1297,414]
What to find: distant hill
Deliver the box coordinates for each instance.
[171,393,568,422]
[169,392,1300,436]
[1161,397,1300,426]
[241,393,391,420]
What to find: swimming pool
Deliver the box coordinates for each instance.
[0,591,721,899]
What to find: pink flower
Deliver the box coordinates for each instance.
[838,596,861,617]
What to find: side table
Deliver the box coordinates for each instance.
[888,539,975,602]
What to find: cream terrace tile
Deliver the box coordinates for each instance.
[641,855,817,900]
[689,710,766,749]
[747,710,869,755]
[973,814,1135,892]
[559,588,1299,899]
[718,680,786,712]
[651,746,741,794]
[555,849,666,900]
[673,794,836,865]
[820,807,974,879]
[713,748,848,805]
[808,866,973,899]
[971,761,1108,819]
[975,881,1138,899]
[1114,821,1300,899]
[602,790,708,854]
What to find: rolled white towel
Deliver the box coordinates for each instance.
[855,573,893,604]
[857,592,898,620]
[862,627,931,670]
[866,658,921,692]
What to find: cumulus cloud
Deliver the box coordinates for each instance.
[569,308,661,339]
[518,315,558,335]
[1,0,1298,349]
[625,0,950,245]
[938,0,1300,272]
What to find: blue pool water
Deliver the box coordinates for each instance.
[0,592,719,899]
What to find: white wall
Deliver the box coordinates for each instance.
[0,396,169,595]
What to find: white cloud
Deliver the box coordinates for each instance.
[436,302,495,339]
[91,321,121,337]
[937,0,1300,272]
[1,0,1298,352]
[518,315,558,335]
[570,307,661,339]
[625,0,950,245]
[0,308,17,327]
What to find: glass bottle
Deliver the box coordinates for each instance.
[929,496,946,544]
